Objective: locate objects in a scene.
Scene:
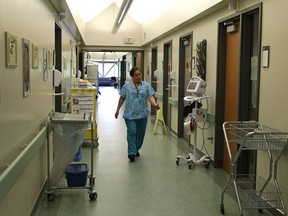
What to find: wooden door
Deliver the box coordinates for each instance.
[223,22,240,172]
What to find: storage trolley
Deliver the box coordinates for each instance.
[45,111,97,201]
[220,121,288,216]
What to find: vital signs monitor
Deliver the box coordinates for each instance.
[186,76,207,96]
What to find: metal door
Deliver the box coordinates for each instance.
[163,42,172,128]
[178,34,192,138]
[151,47,158,116]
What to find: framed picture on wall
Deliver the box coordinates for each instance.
[5,31,17,68]
[43,48,48,81]
[32,43,39,68]
[48,49,54,69]
[22,38,30,97]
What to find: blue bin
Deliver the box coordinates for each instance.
[65,163,88,187]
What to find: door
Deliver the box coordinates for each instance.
[178,34,192,138]
[163,41,172,128]
[135,51,144,77]
[214,4,262,170]
[183,38,192,140]
[223,20,240,172]
[54,23,62,112]
[120,57,126,89]
[237,7,261,175]
[151,47,158,115]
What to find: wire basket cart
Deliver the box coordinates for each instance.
[45,111,97,201]
[220,121,288,216]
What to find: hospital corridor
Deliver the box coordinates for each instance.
[33,87,268,216]
[1,0,288,216]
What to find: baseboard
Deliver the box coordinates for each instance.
[30,179,47,216]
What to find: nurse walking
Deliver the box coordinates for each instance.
[115,67,160,162]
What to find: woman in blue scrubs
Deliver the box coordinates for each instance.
[115,67,160,162]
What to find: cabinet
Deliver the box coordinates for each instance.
[70,87,97,143]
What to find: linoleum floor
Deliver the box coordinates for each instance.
[34,86,270,216]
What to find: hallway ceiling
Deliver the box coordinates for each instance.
[53,0,227,60]
[66,0,180,60]
[66,0,180,24]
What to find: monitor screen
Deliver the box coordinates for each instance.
[186,76,207,95]
[187,81,197,90]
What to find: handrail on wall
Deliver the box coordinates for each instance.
[0,125,47,202]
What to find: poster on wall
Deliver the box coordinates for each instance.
[43,48,48,81]
[22,38,30,97]
[48,49,54,69]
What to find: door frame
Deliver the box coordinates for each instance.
[178,32,193,137]
[163,40,172,127]
[54,22,62,112]
[214,3,262,168]
[151,47,158,115]
[238,5,262,121]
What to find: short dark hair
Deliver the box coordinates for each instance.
[129,66,141,77]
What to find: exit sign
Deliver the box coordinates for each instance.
[124,37,134,44]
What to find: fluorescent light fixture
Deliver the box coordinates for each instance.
[112,0,133,34]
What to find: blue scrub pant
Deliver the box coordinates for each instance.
[124,118,148,156]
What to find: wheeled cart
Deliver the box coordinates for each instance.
[176,76,211,169]
[220,121,288,216]
[176,95,211,169]
[45,111,97,201]
[70,87,98,148]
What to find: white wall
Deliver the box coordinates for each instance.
[65,0,87,42]
[81,0,223,47]
[143,10,226,156]
[141,0,222,45]
[255,0,288,207]
[85,4,142,47]
[143,0,288,207]
[0,0,77,215]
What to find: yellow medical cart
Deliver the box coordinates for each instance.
[70,87,98,146]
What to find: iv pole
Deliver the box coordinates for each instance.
[176,76,211,169]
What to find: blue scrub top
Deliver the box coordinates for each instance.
[120,81,155,120]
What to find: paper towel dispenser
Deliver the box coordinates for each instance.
[53,69,62,87]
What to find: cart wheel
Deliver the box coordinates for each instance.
[47,193,55,201]
[205,160,211,169]
[188,162,192,169]
[176,158,179,166]
[258,209,263,214]
[94,141,99,148]
[89,192,97,201]
[220,204,225,214]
